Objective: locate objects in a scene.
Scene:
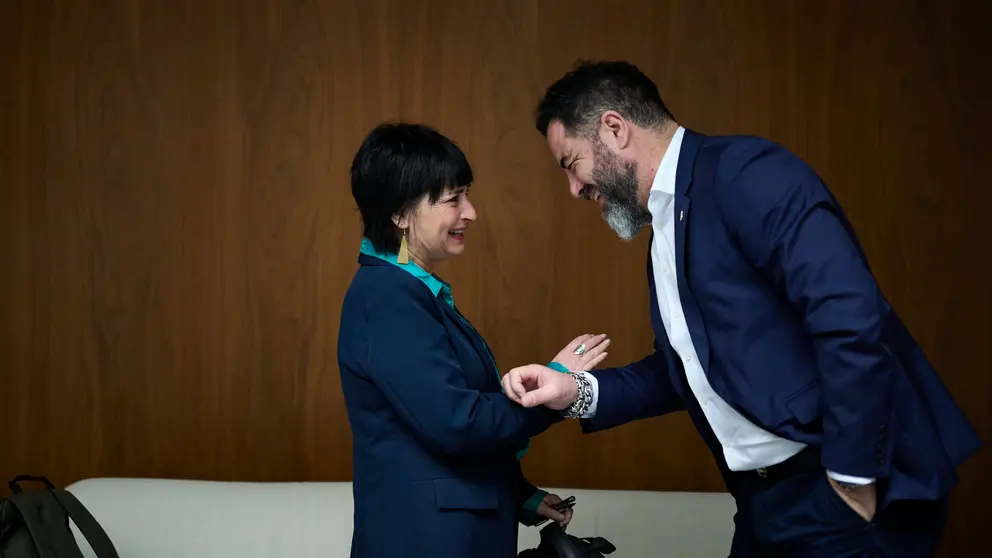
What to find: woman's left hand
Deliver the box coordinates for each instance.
[552,333,610,372]
[536,493,574,527]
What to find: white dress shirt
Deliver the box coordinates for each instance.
[577,127,871,483]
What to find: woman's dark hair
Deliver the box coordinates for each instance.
[350,122,474,253]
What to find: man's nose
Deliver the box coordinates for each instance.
[568,177,584,199]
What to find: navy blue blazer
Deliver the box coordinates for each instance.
[337,253,561,558]
[584,129,981,507]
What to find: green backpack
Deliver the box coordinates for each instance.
[0,475,119,558]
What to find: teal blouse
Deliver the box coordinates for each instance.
[358,238,555,522]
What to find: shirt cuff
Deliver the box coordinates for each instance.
[546,364,598,418]
[826,471,875,485]
[575,371,599,418]
[519,489,548,526]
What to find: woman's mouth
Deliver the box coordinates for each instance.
[448,229,465,240]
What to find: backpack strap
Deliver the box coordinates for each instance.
[8,475,56,494]
[51,490,120,558]
[6,476,120,558]
[7,491,84,558]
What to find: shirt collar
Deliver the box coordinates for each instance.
[649,126,686,197]
[359,237,453,304]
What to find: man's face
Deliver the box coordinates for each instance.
[546,120,651,240]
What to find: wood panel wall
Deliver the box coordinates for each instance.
[2,0,988,555]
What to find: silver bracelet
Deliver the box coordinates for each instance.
[562,372,593,419]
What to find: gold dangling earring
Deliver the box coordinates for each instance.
[397,229,409,264]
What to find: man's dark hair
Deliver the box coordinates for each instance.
[535,60,674,138]
[350,122,474,253]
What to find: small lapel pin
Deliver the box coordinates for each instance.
[679,210,684,222]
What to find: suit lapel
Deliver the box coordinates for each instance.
[673,130,702,280]
[442,304,502,391]
[674,195,691,278]
[646,236,692,402]
[360,253,501,390]
[671,130,712,374]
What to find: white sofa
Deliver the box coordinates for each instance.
[64,478,736,557]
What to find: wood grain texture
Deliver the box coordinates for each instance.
[1,1,988,555]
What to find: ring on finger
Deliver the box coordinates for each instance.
[573,343,586,356]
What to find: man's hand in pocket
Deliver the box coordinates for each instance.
[827,476,877,522]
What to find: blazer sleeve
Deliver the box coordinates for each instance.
[509,461,547,526]
[714,140,897,480]
[580,338,685,433]
[360,278,560,458]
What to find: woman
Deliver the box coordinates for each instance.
[337,123,609,558]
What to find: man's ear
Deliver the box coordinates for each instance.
[600,111,631,150]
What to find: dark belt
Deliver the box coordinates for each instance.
[738,445,822,486]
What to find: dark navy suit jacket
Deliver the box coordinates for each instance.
[584,129,981,507]
[338,254,560,558]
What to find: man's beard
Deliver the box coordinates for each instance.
[589,140,652,240]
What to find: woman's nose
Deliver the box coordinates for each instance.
[461,199,477,221]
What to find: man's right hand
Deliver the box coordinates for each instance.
[502,364,578,410]
[827,476,877,522]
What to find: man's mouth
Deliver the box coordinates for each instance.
[583,187,602,204]
[592,192,607,210]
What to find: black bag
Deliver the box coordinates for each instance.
[0,475,120,558]
[517,522,616,558]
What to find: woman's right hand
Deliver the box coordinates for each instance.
[552,333,610,371]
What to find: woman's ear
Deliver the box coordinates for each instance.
[393,196,424,230]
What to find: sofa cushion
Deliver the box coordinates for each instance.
[64,478,736,558]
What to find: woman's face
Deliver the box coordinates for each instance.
[397,185,476,271]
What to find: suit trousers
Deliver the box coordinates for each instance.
[727,461,949,557]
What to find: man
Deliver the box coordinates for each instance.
[502,60,981,557]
